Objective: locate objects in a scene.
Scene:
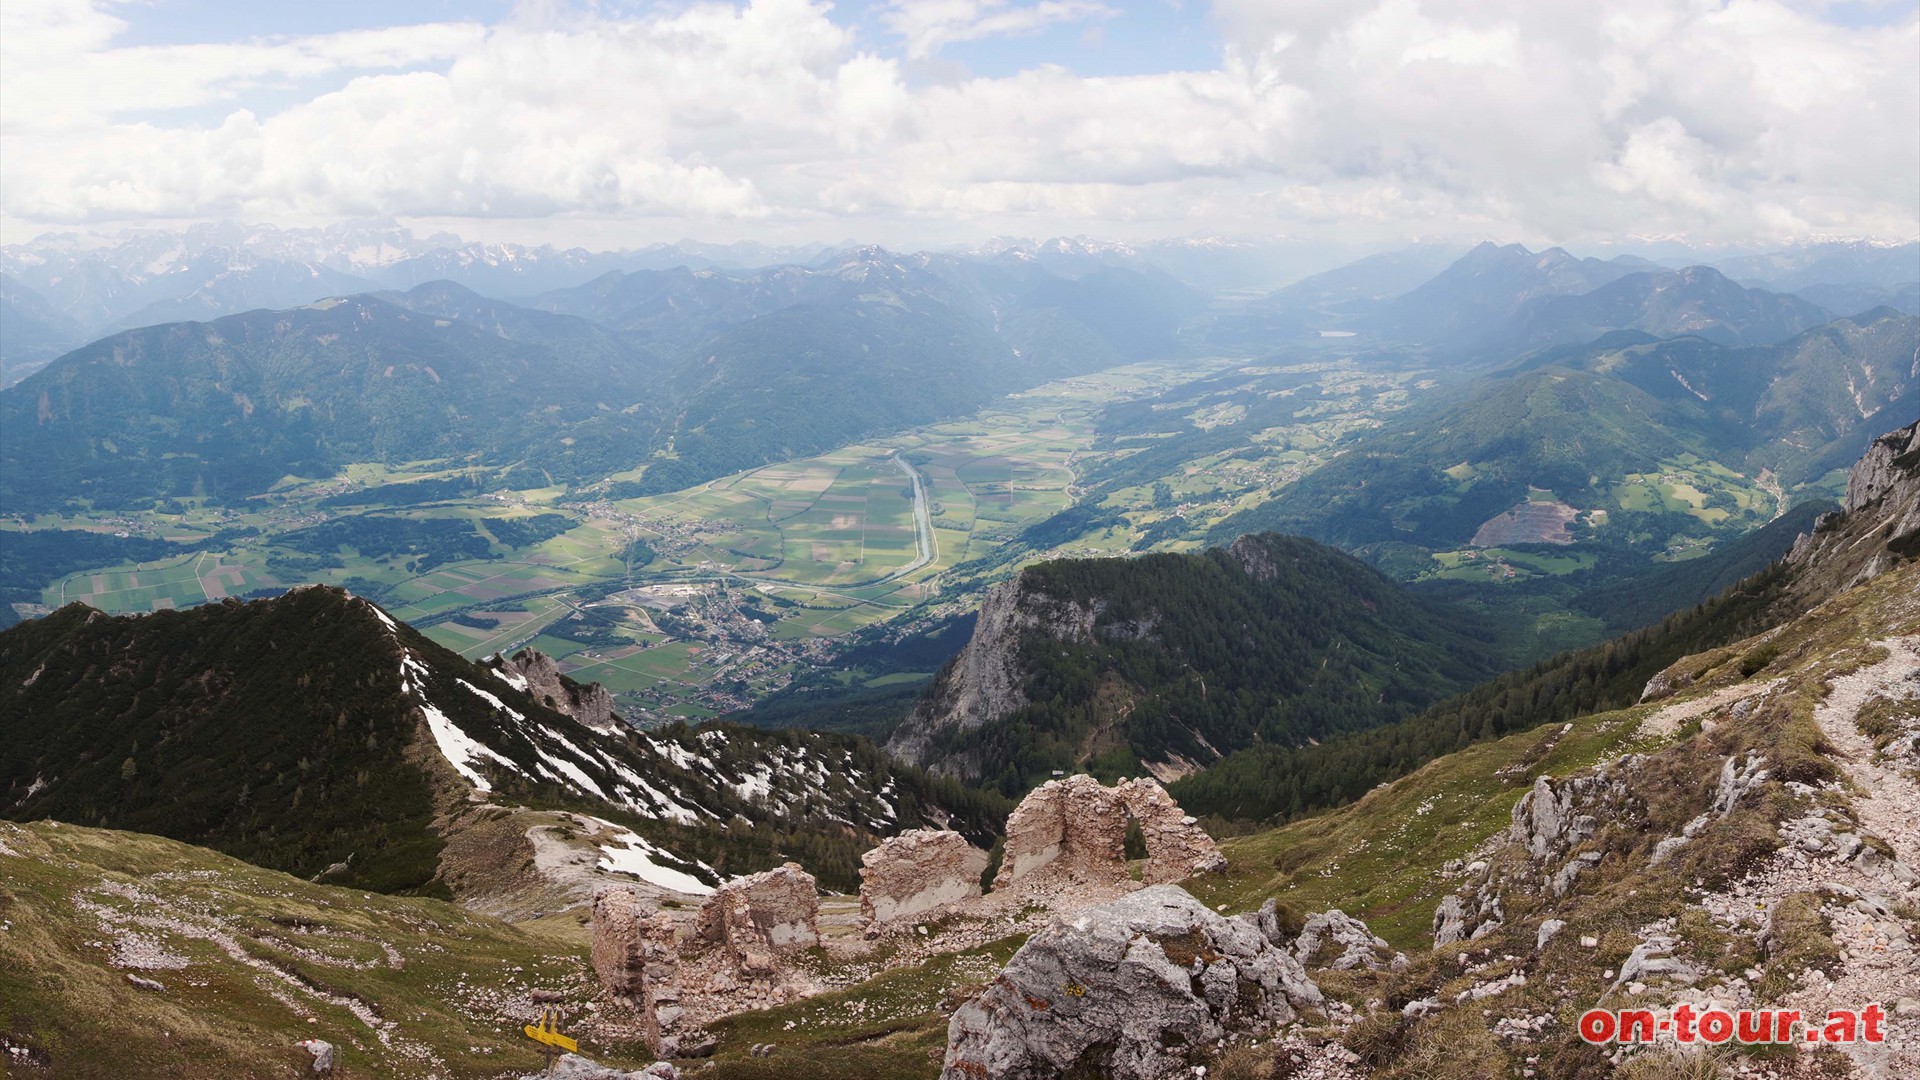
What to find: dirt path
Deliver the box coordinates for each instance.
[1636,677,1783,740]
[1798,636,1920,1078]
[1817,638,1920,874]
[1689,636,1920,1079]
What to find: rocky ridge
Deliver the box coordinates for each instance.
[488,648,621,735]
[1785,417,1920,596]
[886,574,1099,773]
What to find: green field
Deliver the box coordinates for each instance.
[8,358,1455,721]
[1609,453,1772,527]
[1425,547,1599,584]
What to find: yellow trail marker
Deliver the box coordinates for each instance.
[525,1007,579,1054]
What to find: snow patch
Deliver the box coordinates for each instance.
[533,748,609,801]
[419,702,521,792]
[489,664,530,693]
[588,819,715,895]
[363,602,400,634]
[457,678,523,721]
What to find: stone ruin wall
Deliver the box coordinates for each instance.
[859,828,990,929]
[592,863,820,1056]
[591,778,1225,1050]
[990,774,1226,892]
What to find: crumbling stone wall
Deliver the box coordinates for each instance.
[591,864,821,1056]
[693,862,820,954]
[1116,778,1228,884]
[991,775,1225,893]
[859,829,988,929]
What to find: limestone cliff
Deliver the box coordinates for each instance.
[884,532,1496,784]
[1785,417,1920,598]
[489,648,622,734]
[883,572,1101,774]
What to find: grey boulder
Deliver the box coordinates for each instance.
[941,885,1323,1080]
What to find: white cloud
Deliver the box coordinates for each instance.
[0,0,1913,246]
[882,0,1117,59]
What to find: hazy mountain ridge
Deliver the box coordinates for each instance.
[0,246,1200,510]
[0,294,663,509]
[1507,263,1834,349]
[1379,241,1658,348]
[1211,310,1920,561]
[0,272,87,385]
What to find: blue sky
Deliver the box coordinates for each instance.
[107,0,1225,77]
[1,1,1915,247]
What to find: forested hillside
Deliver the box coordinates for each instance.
[0,587,1004,895]
[888,533,1500,793]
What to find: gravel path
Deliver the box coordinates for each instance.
[1804,637,1920,1079]
[1752,637,1920,1078]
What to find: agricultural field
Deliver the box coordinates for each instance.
[1608,453,1776,528]
[1424,547,1599,583]
[3,355,1432,722]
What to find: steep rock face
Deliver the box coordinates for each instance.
[886,576,1099,771]
[940,886,1324,1080]
[859,829,988,929]
[490,649,621,734]
[1845,419,1920,512]
[1787,418,1920,592]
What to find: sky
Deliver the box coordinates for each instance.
[1,0,1916,250]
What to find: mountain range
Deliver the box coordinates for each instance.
[1212,308,1920,561]
[0,251,1199,510]
[6,226,1912,390]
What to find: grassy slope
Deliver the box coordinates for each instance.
[0,820,656,1080]
[1172,563,1916,1077]
[1187,562,1916,948]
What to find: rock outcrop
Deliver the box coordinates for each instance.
[886,576,1099,772]
[590,864,821,1056]
[1292,909,1407,972]
[521,1055,679,1080]
[492,649,621,734]
[1788,418,1920,593]
[1845,419,1920,516]
[941,886,1324,1080]
[991,775,1224,893]
[859,829,988,929]
[1434,760,1648,946]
